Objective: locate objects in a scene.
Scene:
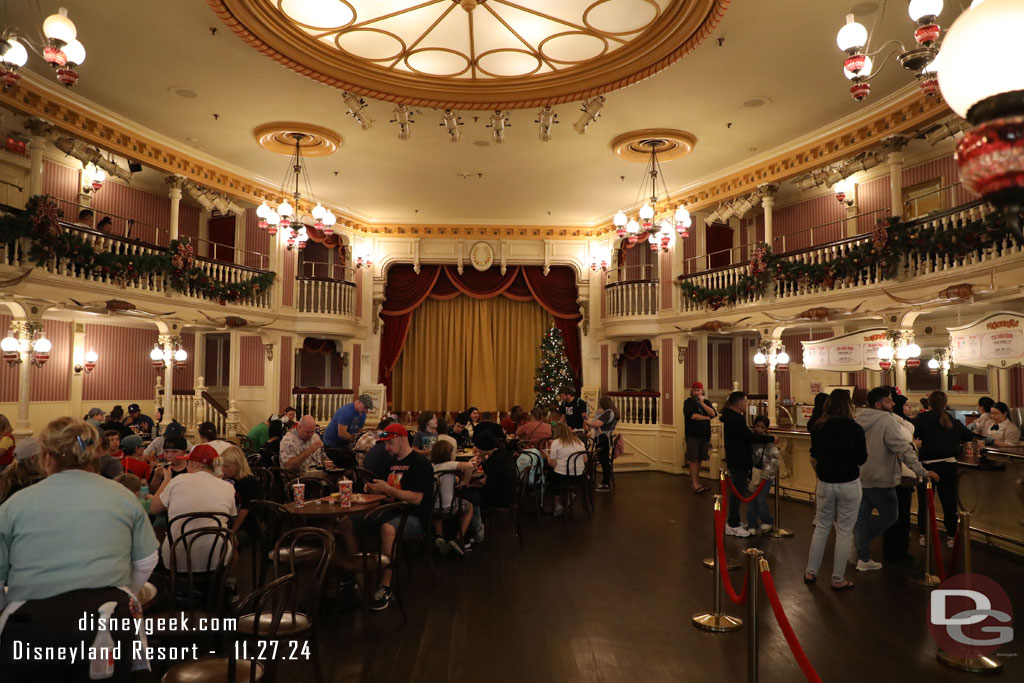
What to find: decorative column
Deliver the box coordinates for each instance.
[226,329,241,436]
[166,175,184,242]
[192,376,207,437]
[12,321,34,437]
[884,137,909,218]
[24,119,52,200]
[158,334,177,428]
[759,183,779,250]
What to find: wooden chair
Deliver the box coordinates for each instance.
[289,476,332,502]
[515,449,546,516]
[432,471,466,544]
[267,467,298,502]
[484,464,529,552]
[247,500,288,588]
[251,468,276,502]
[560,451,593,519]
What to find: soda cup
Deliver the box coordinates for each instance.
[339,478,353,507]
[292,482,306,507]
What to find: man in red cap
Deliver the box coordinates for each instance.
[684,381,716,494]
[339,423,434,612]
[150,444,236,570]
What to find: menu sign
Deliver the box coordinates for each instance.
[950,312,1024,369]
[802,328,888,372]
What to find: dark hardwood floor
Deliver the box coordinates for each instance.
[266,472,1023,682]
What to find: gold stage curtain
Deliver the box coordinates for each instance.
[392,295,551,413]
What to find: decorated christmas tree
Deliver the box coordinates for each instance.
[534,327,575,409]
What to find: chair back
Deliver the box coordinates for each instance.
[350,466,379,493]
[251,467,276,501]
[238,435,257,455]
[165,511,232,561]
[433,471,463,516]
[536,437,553,451]
[362,502,411,563]
[267,467,298,501]
[257,447,280,469]
[166,526,237,614]
[271,527,334,614]
[565,450,589,478]
[234,573,298,637]
[516,463,532,508]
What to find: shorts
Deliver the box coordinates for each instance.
[435,499,472,514]
[550,472,585,486]
[380,511,424,538]
[685,436,710,462]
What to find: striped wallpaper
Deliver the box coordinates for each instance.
[770,192,846,253]
[239,335,265,387]
[684,339,698,388]
[974,373,988,393]
[279,336,292,410]
[601,344,608,394]
[856,175,890,233]
[243,208,270,270]
[82,324,160,401]
[902,155,977,208]
[1009,368,1024,408]
[715,339,733,390]
[179,203,200,241]
[296,349,346,388]
[282,249,295,307]
[661,337,673,425]
[91,178,170,245]
[680,228,698,275]
[0,313,15,402]
[177,333,195,393]
[352,343,361,395]
[42,159,79,205]
[0,316,71,402]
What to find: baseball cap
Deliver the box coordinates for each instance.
[691,382,704,390]
[120,434,143,453]
[377,423,408,441]
[14,436,40,461]
[164,421,185,439]
[87,407,104,418]
[127,403,141,413]
[188,444,219,466]
[472,432,499,451]
[163,435,188,453]
[357,393,375,411]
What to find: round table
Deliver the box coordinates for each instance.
[282,496,383,519]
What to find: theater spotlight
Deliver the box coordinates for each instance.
[573,96,605,134]
[488,110,509,144]
[343,92,373,130]
[440,109,462,143]
[535,106,558,142]
[390,104,415,141]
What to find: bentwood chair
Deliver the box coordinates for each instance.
[267,467,298,502]
[561,451,593,519]
[515,449,546,516]
[251,468,276,502]
[248,500,289,587]
[432,471,466,544]
[483,463,529,553]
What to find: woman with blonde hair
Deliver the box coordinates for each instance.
[0,417,159,680]
[218,445,260,536]
[547,422,586,516]
[0,414,14,471]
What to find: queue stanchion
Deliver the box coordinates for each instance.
[692,494,743,633]
[767,477,793,539]
[908,481,941,588]
[745,548,764,683]
[937,511,1004,674]
[704,471,741,570]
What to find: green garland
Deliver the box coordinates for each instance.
[676,210,1013,310]
[0,195,275,305]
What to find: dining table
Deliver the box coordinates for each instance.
[281,493,385,519]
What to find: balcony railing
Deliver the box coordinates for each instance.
[292,388,354,423]
[679,201,999,312]
[605,264,659,318]
[297,276,357,316]
[0,220,273,309]
[608,391,660,425]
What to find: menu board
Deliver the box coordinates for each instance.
[802,328,888,372]
[949,312,1024,369]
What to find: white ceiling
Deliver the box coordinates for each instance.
[7,1,951,225]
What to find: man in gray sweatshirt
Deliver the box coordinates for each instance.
[852,387,938,571]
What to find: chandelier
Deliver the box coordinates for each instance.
[0,7,86,90]
[612,141,691,253]
[255,133,336,251]
[837,0,956,102]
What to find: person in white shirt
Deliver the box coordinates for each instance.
[546,422,588,516]
[429,440,474,555]
[969,397,995,437]
[196,421,233,455]
[985,402,1022,447]
[280,415,334,472]
[150,444,236,571]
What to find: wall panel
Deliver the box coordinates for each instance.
[82,324,159,401]
[91,180,170,245]
[239,335,265,387]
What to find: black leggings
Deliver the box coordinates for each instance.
[917,461,959,537]
[597,434,613,486]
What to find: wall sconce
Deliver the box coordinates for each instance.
[356,255,373,269]
[833,179,855,207]
[30,335,50,367]
[611,353,619,368]
[74,349,98,374]
[173,348,188,370]
[1,334,20,366]
[340,350,350,367]
[150,344,166,369]
[677,345,686,365]
[590,257,607,272]
[81,162,105,193]
[753,341,789,373]
[150,341,187,370]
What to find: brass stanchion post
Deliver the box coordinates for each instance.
[692,495,743,632]
[745,548,764,683]
[768,478,793,538]
[705,472,741,569]
[909,481,940,587]
[937,511,1004,673]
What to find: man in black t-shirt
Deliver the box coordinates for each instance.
[683,382,716,494]
[558,387,588,431]
[357,424,434,612]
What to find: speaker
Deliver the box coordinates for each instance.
[128,161,143,173]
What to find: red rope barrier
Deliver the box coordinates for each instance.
[759,568,824,683]
[726,475,768,503]
[948,527,962,576]
[926,487,947,582]
[714,509,749,605]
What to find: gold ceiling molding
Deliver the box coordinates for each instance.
[365,224,597,240]
[0,78,365,228]
[610,128,697,162]
[253,121,342,156]
[207,0,730,110]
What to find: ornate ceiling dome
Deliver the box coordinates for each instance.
[210,0,729,109]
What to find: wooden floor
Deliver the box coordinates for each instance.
[270,473,1022,682]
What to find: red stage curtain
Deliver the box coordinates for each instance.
[622,340,658,359]
[302,338,337,354]
[378,264,582,390]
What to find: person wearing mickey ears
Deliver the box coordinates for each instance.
[340,424,434,612]
[683,382,716,494]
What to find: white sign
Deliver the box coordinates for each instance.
[949,312,1024,369]
[802,328,887,372]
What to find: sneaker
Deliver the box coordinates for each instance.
[946,537,955,549]
[370,585,393,611]
[919,535,926,547]
[856,559,883,572]
[759,523,774,532]
[448,539,466,557]
[435,536,450,554]
[725,525,751,538]
[463,538,474,553]
[596,483,611,492]
[474,524,485,544]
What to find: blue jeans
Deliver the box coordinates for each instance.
[806,480,862,581]
[727,468,750,527]
[853,486,898,562]
[747,477,774,529]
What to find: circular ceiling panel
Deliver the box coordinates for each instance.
[610,128,698,162]
[209,0,730,110]
[253,121,343,156]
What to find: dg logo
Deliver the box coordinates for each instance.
[928,574,1014,658]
